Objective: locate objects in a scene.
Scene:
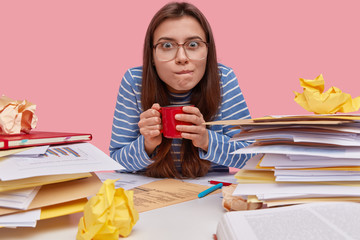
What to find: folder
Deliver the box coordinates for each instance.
[0,173,102,216]
[0,172,92,193]
[206,114,360,128]
[0,131,92,150]
[265,196,360,207]
[0,198,88,228]
[40,198,88,220]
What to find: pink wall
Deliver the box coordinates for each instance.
[1,0,360,154]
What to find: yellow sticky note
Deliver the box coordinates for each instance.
[294,74,360,114]
[76,179,139,240]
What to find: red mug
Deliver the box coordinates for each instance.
[159,105,194,138]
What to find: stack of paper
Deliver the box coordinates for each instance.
[207,115,360,207]
[0,132,125,228]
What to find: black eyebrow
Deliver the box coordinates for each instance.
[155,36,204,43]
[156,37,174,42]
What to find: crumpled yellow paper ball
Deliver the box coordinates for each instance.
[294,74,360,114]
[0,95,38,134]
[76,179,139,240]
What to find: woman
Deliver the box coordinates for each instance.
[110,2,252,178]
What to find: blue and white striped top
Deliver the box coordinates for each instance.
[109,63,252,172]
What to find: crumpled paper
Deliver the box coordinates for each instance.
[0,95,38,134]
[294,74,360,114]
[76,179,139,240]
[222,185,262,211]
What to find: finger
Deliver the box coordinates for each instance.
[151,103,161,110]
[182,106,201,116]
[180,132,203,143]
[139,121,162,132]
[175,114,204,125]
[176,125,207,135]
[180,131,209,150]
[146,124,162,131]
[138,116,161,128]
[140,108,161,119]
[149,129,162,136]
[146,129,162,137]
[140,127,162,137]
[180,132,195,140]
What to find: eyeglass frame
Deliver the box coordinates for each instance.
[153,40,209,61]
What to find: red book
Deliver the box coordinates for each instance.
[0,131,92,150]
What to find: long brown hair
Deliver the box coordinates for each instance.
[142,2,221,178]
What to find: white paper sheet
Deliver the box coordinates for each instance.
[260,154,360,168]
[276,175,360,182]
[95,171,158,190]
[232,144,360,158]
[232,131,360,146]
[0,209,41,228]
[274,170,360,176]
[11,145,49,157]
[181,171,237,186]
[0,143,125,181]
[242,154,264,170]
[0,186,41,209]
[287,154,360,161]
[233,183,360,196]
[96,170,237,190]
[256,193,360,200]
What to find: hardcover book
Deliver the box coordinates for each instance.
[0,131,92,150]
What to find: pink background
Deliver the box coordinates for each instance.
[1,0,360,154]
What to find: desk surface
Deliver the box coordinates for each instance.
[1,193,225,240]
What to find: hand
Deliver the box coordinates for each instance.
[175,106,209,152]
[138,103,162,155]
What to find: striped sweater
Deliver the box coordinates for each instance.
[109,63,252,172]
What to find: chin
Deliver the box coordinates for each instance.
[171,86,193,93]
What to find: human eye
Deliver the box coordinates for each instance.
[160,41,175,49]
[186,41,200,49]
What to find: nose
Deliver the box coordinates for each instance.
[175,45,189,64]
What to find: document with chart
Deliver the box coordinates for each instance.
[0,142,124,181]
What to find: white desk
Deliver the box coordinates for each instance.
[1,193,225,240]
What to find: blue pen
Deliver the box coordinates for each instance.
[198,183,223,198]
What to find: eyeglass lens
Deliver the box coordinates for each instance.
[155,40,207,61]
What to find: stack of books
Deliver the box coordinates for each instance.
[208,115,360,207]
[0,131,124,228]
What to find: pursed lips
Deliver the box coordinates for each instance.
[175,70,193,75]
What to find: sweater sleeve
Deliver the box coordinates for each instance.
[199,66,253,169]
[109,68,153,171]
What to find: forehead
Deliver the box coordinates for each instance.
[153,16,206,42]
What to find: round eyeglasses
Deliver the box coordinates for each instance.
[153,40,208,61]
